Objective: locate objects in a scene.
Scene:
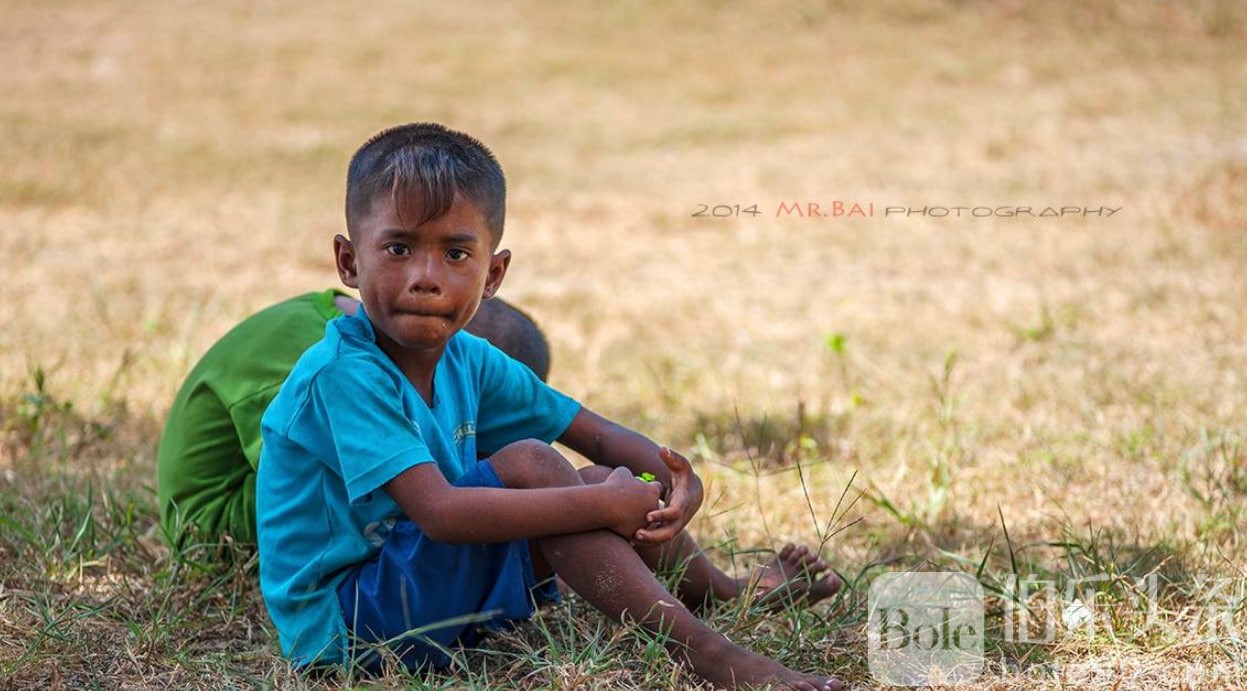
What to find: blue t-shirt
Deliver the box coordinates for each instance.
[256,308,580,666]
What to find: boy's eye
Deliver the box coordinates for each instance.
[446,248,470,261]
[384,243,410,256]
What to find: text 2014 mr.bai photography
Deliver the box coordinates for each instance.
[691,201,1123,219]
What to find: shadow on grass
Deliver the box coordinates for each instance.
[690,403,855,468]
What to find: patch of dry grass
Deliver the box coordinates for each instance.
[2,0,1246,688]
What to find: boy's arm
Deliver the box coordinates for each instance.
[558,407,705,545]
[383,461,661,544]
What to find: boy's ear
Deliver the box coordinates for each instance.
[482,249,511,300]
[334,234,359,288]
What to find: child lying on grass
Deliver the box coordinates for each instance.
[257,122,842,690]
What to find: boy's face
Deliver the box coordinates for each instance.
[334,193,510,362]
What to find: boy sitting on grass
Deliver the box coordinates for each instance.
[257,123,842,690]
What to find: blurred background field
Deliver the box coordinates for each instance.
[1,0,1245,688]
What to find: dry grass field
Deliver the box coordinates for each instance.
[2,0,1246,688]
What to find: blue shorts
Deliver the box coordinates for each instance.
[336,459,560,671]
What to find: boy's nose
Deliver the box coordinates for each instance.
[408,256,442,294]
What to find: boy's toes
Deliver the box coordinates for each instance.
[779,543,796,561]
[787,676,842,691]
[808,571,843,603]
[797,549,821,569]
[790,546,828,575]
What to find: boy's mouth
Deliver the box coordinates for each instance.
[399,309,452,320]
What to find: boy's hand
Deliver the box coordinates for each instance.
[601,466,665,541]
[634,447,703,545]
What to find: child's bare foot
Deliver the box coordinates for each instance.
[744,543,842,609]
[687,633,842,690]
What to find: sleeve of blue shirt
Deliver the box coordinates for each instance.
[303,358,436,504]
[472,335,581,455]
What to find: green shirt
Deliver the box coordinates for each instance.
[156,290,344,546]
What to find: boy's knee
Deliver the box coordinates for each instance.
[577,465,613,484]
[489,439,580,489]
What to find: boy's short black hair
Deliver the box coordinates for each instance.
[345,123,506,246]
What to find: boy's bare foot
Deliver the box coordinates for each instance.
[688,633,842,691]
[744,544,842,609]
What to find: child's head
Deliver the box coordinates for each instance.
[335,123,513,363]
[345,123,506,248]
